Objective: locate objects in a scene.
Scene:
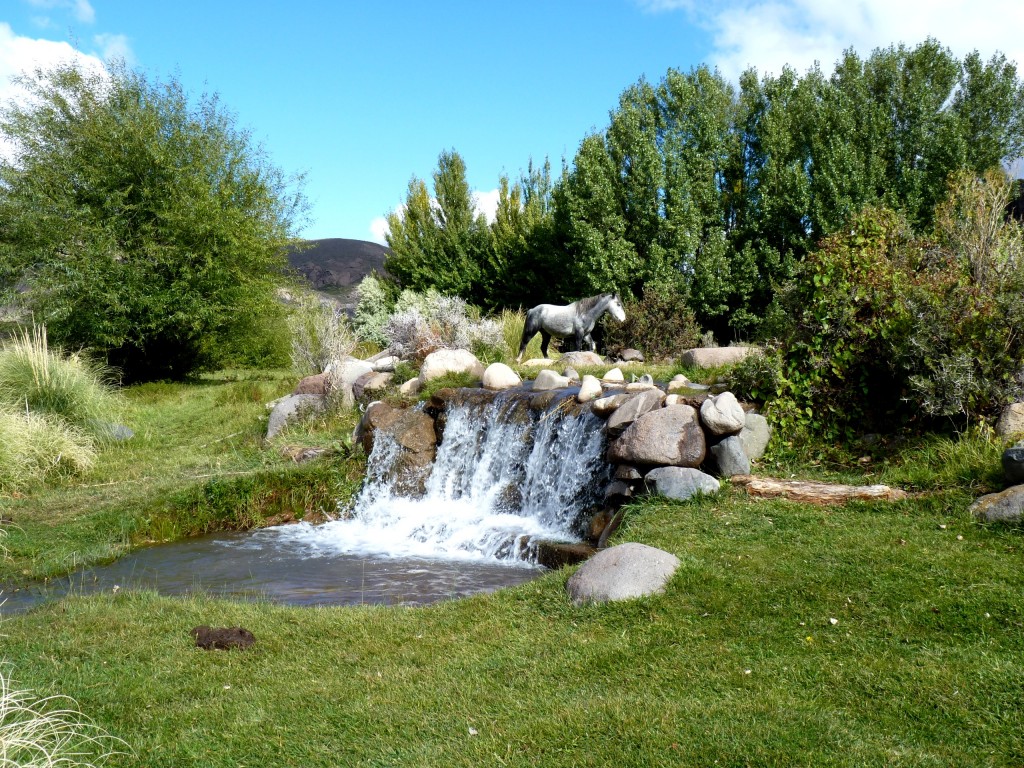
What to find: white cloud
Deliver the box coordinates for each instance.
[642,0,1024,81]
[369,215,390,245]
[93,32,133,64]
[367,187,501,245]
[27,0,96,24]
[0,22,105,105]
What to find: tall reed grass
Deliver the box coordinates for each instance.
[0,326,121,438]
[0,408,96,492]
[0,666,125,767]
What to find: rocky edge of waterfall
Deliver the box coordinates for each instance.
[290,347,765,562]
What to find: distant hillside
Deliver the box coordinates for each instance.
[286,238,390,303]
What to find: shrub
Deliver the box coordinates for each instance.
[600,283,703,361]
[352,273,397,347]
[0,326,121,438]
[0,408,96,492]
[383,290,502,362]
[287,293,356,375]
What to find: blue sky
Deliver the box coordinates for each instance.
[1,1,1022,243]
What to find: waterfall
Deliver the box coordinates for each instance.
[271,391,611,565]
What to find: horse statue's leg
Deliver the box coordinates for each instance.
[540,330,552,358]
[517,312,538,362]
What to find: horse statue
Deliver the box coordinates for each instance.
[517,292,626,361]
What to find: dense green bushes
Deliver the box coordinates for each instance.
[734,172,1024,437]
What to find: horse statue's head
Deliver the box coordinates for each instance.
[607,292,626,323]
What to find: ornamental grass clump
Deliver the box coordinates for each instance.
[0,666,125,767]
[0,408,96,492]
[0,326,121,439]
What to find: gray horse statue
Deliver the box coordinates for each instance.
[517,292,626,361]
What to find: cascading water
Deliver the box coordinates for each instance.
[271,390,612,565]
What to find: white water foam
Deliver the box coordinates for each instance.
[266,394,610,564]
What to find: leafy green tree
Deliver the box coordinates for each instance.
[384,149,490,302]
[0,61,303,381]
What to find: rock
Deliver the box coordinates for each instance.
[1003,441,1024,485]
[399,377,421,396]
[738,412,771,462]
[680,347,761,368]
[605,389,667,437]
[371,407,438,496]
[352,371,393,399]
[709,435,751,477]
[532,369,571,391]
[664,394,682,406]
[353,401,401,453]
[419,349,485,383]
[266,393,326,439]
[483,362,522,391]
[587,509,615,541]
[91,421,134,441]
[577,375,603,403]
[536,541,596,570]
[607,404,706,467]
[614,464,643,481]
[617,348,645,363]
[566,542,680,605]
[644,466,720,500]
[996,403,1024,438]
[326,358,374,407]
[970,485,1024,523]
[667,375,692,393]
[602,367,625,383]
[293,372,329,395]
[559,351,605,368]
[191,626,255,651]
[700,392,746,436]
[372,355,400,372]
[624,374,655,392]
[590,393,630,418]
[521,358,555,368]
[563,367,580,382]
[604,480,634,504]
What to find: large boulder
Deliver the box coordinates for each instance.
[604,389,666,437]
[326,358,374,408]
[372,407,438,496]
[680,347,760,368]
[607,404,706,467]
[970,485,1024,524]
[738,412,771,462]
[709,435,751,477]
[1002,441,1024,485]
[566,542,680,605]
[558,351,605,368]
[996,403,1024,438]
[293,373,329,395]
[419,349,486,383]
[483,362,521,391]
[700,392,746,436]
[266,394,326,440]
[644,466,720,500]
[352,371,393,400]
[532,369,571,391]
[577,375,603,403]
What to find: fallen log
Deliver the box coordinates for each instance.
[730,475,908,505]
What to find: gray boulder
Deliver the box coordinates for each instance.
[532,369,571,391]
[700,392,746,436]
[644,466,720,500]
[605,389,666,436]
[996,403,1024,438]
[266,394,326,439]
[558,351,605,368]
[482,362,521,391]
[1002,441,1024,485]
[710,435,750,477]
[577,375,603,403]
[326,358,374,407]
[566,542,680,605]
[738,412,771,462]
[590,393,630,418]
[680,347,760,368]
[419,349,485,382]
[970,485,1024,524]
[607,404,706,467]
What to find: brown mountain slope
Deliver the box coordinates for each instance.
[286,238,390,292]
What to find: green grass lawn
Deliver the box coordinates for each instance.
[2,370,1023,766]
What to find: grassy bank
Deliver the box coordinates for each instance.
[2,368,1023,765]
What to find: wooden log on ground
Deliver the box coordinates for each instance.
[731,475,908,505]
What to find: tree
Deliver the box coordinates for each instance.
[384,149,490,302]
[0,61,304,381]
